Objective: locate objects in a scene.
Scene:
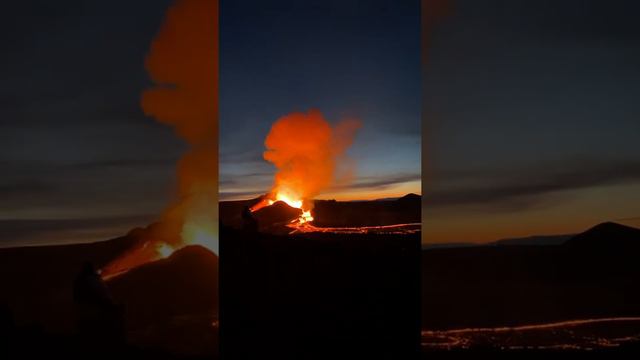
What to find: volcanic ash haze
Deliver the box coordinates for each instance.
[257,110,361,212]
[102,0,218,276]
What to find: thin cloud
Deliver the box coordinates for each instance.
[219,190,263,202]
[614,216,640,222]
[69,157,177,169]
[0,214,156,247]
[331,173,421,191]
[425,159,640,211]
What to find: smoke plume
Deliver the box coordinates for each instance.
[142,0,218,254]
[264,110,360,208]
[102,0,218,277]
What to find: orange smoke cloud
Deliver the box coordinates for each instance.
[102,0,218,276]
[142,0,218,254]
[263,110,360,209]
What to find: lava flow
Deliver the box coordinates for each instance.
[422,317,640,351]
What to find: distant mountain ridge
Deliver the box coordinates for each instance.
[423,234,574,250]
[492,233,573,246]
[565,221,640,249]
[422,223,640,250]
[423,222,640,330]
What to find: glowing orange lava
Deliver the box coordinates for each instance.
[299,210,314,224]
[249,188,315,228]
[269,192,303,209]
[272,190,315,225]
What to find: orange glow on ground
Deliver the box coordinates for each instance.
[422,317,640,351]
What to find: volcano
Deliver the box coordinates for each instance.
[107,244,218,356]
[252,201,303,234]
[219,193,421,235]
[0,228,218,358]
[219,191,422,358]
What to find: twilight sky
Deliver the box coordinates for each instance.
[1,0,182,246]
[219,0,421,201]
[423,0,640,244]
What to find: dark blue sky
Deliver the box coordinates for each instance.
[423,0,640,243]
[1,1,181,246]
[219,0,421,201]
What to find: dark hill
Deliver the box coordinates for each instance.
[311,194,421,227]
[108,245,218,320]
[107,245,218,356]
[252,200,301,233]
[565,221,640,250]
[492,234,572,246]
[423,222,640,330]
[0,232,219,357]
[398,193,421,202]
[0,232,137,334]
[218,196,263,228]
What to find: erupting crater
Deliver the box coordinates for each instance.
[250,189,314,229]
[100,214,217,279]
[232,192,422,236]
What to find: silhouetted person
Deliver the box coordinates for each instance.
[241,206,259,232]
[73,262,125,349]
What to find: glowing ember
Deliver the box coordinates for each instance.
[270,192,303,209]
[300,210,314,223]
